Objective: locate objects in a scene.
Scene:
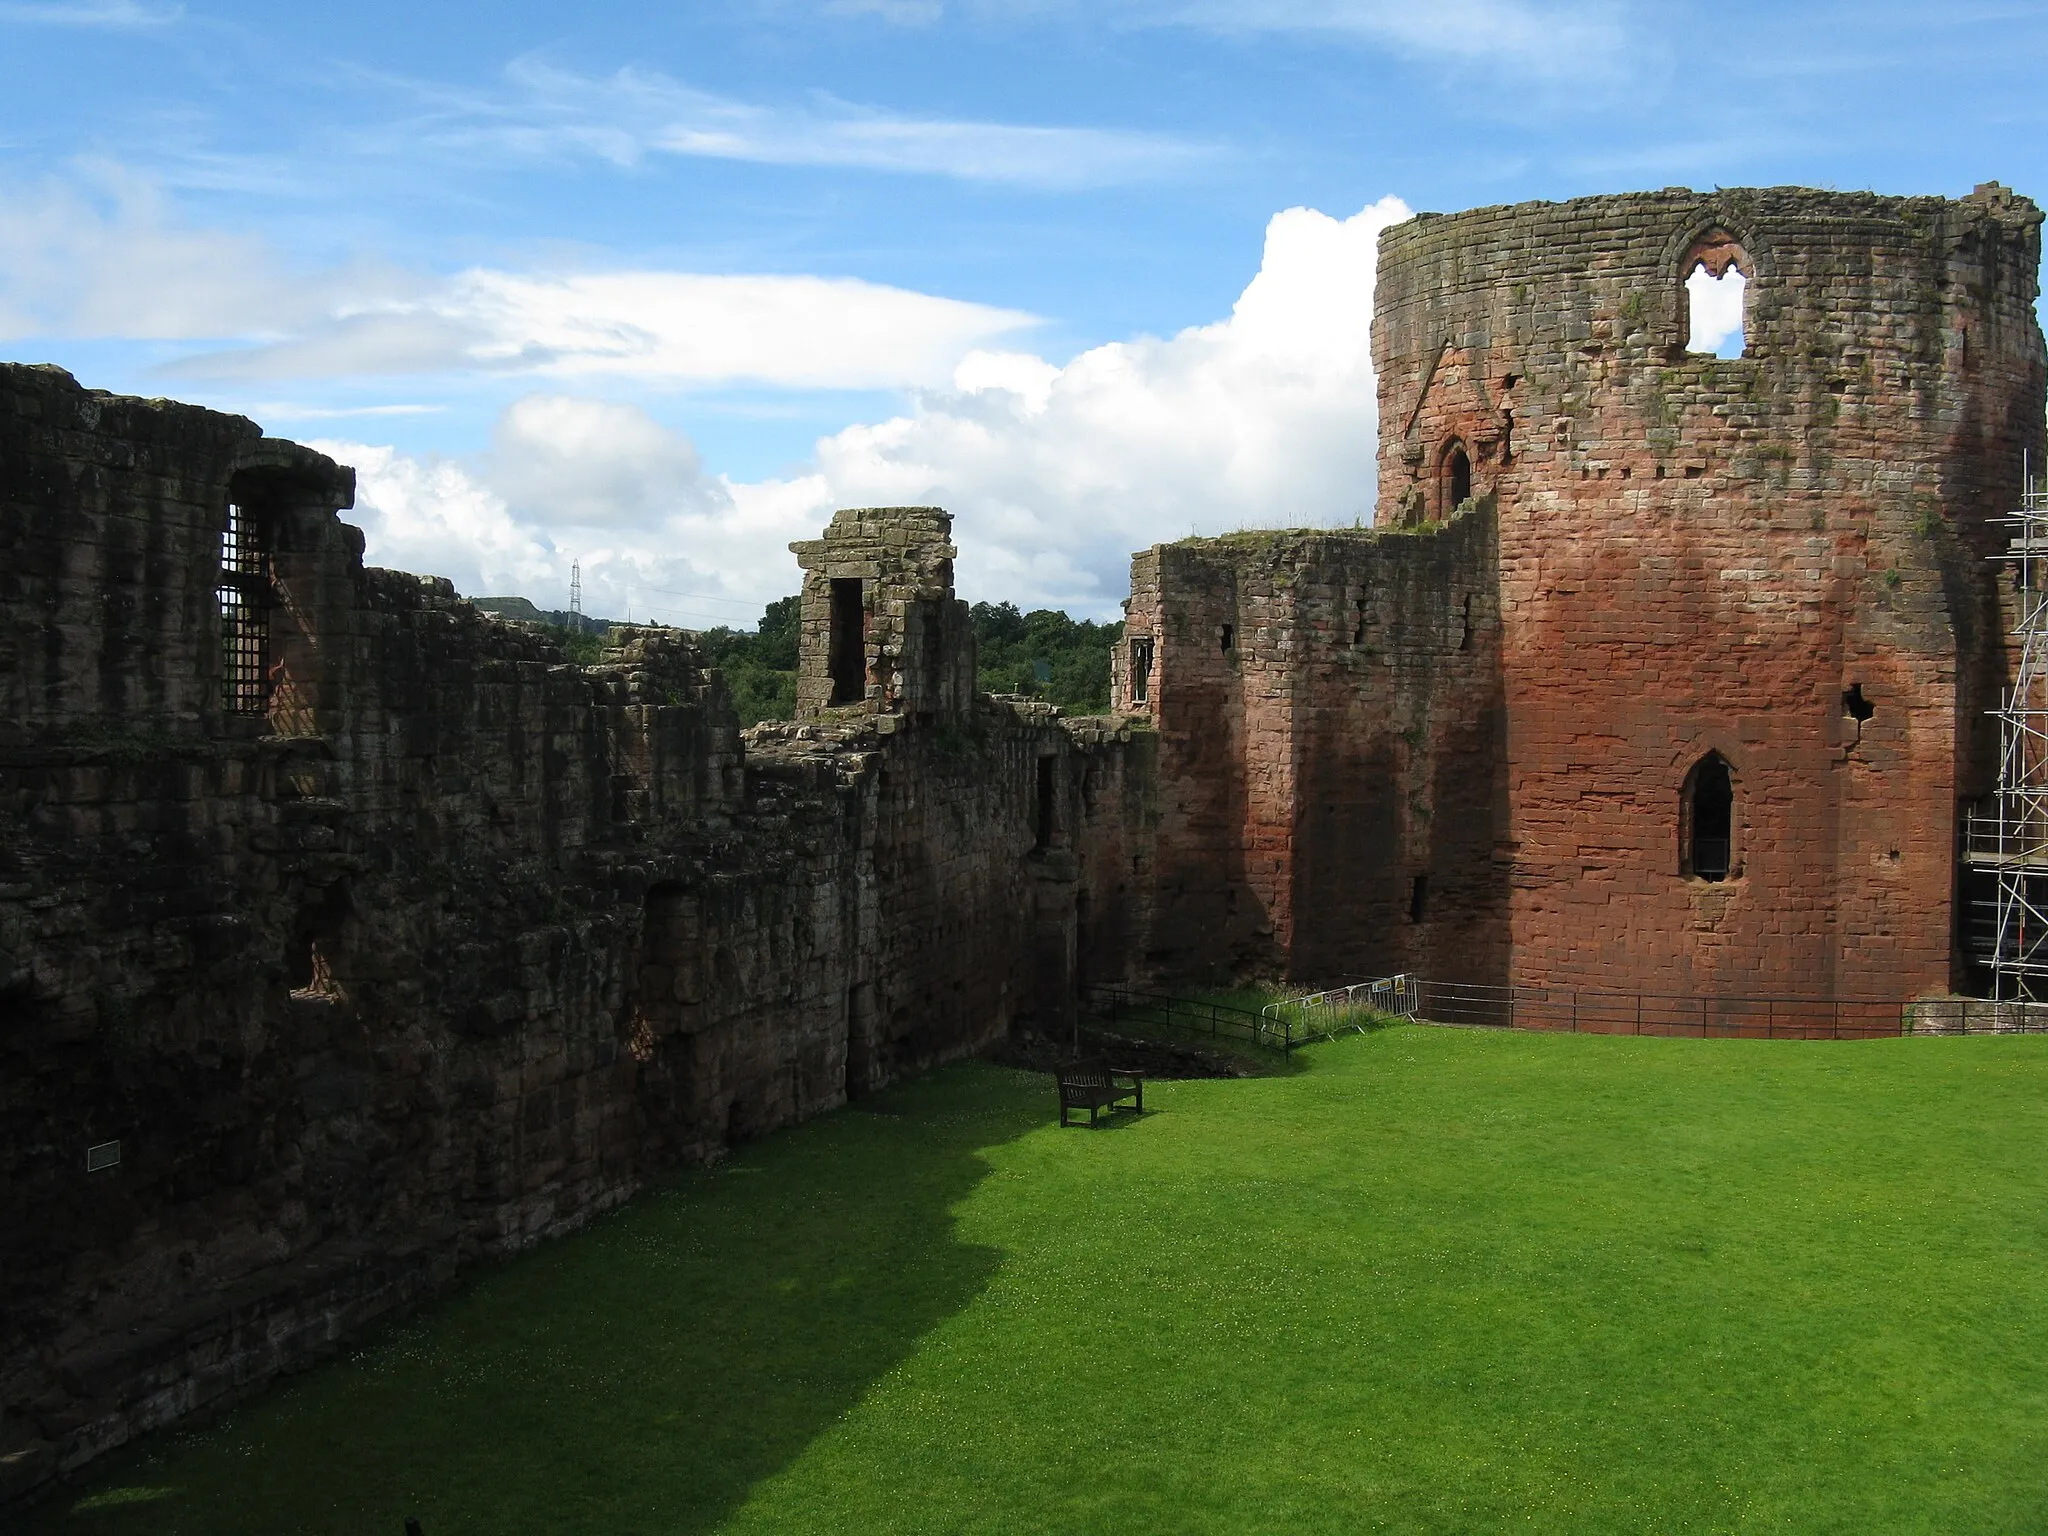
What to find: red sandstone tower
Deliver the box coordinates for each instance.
[1120,184,2046,1001]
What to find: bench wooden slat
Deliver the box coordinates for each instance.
[1056,1058,1144,1126]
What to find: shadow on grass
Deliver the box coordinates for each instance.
[25,1064,1051,1536]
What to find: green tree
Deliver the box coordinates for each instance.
[969,601,1121,714]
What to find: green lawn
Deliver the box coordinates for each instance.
[28,1027,2048,1535]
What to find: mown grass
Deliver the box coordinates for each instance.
[28,1027,2048,1535]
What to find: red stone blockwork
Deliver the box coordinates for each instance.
[1116,514,1505,986]
[1373,185,2046,999]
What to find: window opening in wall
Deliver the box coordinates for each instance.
[1219,623,1234,654]
[844,984,873,1100]
[1443,441,1473,514]
[1409,875,1428,923]
[287,884,349,999]
[218,501,270,715]
[1686,261,1748,358]
[1035,756,1057,849]
[1842,684,1875,722]
[1130,636,1154,703]
[828,578,866,706]
[1686,752,1734,882]
[1459,594,1473,652]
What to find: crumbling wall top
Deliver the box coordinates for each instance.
[788,506,976,720]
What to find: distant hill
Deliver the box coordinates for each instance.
[468,596,613,636]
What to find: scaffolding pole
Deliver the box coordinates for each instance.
[1966,480,2048,1000]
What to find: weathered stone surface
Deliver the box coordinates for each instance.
[1117,183,2046,1000]
[0,368,1153,1504]
[10,179,2043,1506]
[1114,514,1503,985]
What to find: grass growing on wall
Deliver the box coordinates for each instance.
[31,1029,2048,1535]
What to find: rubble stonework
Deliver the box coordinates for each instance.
[1120,183,2046,999]
[0,364,1154,1502]
[1113,512,1504,984]
[6,179,2045,1505]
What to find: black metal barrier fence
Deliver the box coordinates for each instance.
[1087,985,1303,1055]
[1088,979,2048,1051]
[1402,980,2048,1039]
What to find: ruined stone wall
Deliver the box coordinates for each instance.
[0,370,1153,1503]
[1115,510,1504,986]
[1121,183,2043,1002]
[1372,183,2043,999]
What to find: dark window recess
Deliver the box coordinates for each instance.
[1842,684,1874,722]
[1130,637,1154,703]
[828,578,866,705]
[1409,875,1428,923]
[1688,753,1733,882]
[1445,443,1473,511]
[218,501,269,715]
[287,884,349,998]
[285,931,318,992]
[1459,594,1473,652]
[844,984,872,1100]
[1035,756,1056,848]
[1219,623,1234,654]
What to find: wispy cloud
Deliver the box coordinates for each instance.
[0,168,1040,388]
[362,58,1214,189]
[0,165,415,340]
[245,402,447,421]
[1117,0,1639,87]
[0,0,179,25]
[175,269,1039,387]
[326,196,1415,620]
[821,0,945,21]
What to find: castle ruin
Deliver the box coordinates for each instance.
[3,183,2041,1502]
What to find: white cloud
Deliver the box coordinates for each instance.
[0,169,1038,388]
[319,195,1412,622]
[317,412,821,627]
[487,395,723,528]
[1685,264,1746,357]
[314,440,563,602]
[1084,0,1637,88]
[0,0,177,25]
[370,58,1210,189]
[797,195,1410,611]
[0,166,412,341]
[177,269,1036,385]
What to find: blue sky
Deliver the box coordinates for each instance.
[4,1,2046,623]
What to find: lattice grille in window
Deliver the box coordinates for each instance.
[218,502,269,715]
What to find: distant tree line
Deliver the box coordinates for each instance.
[966,601,1121,714]
[482,590,1123,728]
[691,596,802,727]
[687,596,1123,727]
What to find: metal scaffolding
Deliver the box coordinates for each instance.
[1965,478,2048,1000]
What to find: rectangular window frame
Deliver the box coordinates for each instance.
[218,501,270,716]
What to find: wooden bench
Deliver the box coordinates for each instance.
[1057,1059,1144,1127]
